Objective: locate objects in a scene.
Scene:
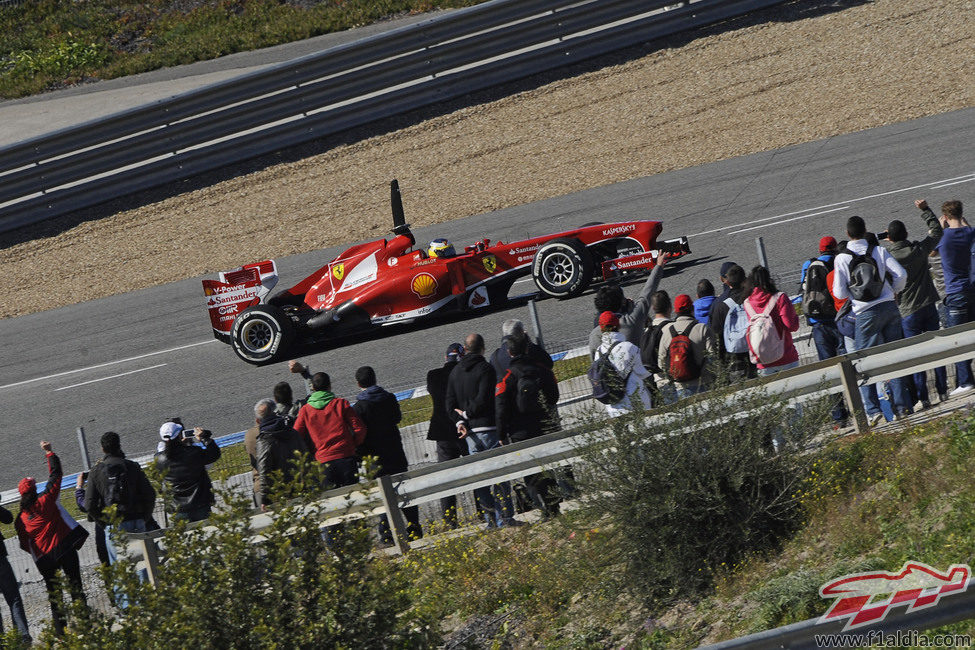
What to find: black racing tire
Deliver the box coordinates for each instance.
[531,238,593,299]
[230,305,294,364]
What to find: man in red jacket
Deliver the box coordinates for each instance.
[294,371,367,489]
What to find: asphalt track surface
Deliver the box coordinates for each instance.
[1,107,974,487]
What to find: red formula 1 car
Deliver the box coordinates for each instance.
[203,181,689,364]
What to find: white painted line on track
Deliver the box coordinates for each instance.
[54,364,168,391]
[0,339,215,391]
[930,176,975,190]
[687,172,975,239]
[734,207,851,235]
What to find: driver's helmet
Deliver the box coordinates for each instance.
[427,238,456,259]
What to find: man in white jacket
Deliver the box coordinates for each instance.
[594,311,652,416]
[832,215,910,424]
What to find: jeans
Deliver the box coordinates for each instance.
[756,360,800,377]
[944,292,975,387]
[435,439,473,528]
[464,429,517,527]
[811,320,851,421]
[902,302,949,401]
[0,555,29,640]
[174,506,211,523]
[107,518,149,609]
[322,457,359,489]
[854,301,912,416]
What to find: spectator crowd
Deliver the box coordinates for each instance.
[3,197,972,638]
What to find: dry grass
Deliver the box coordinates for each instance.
[2,0,973,319]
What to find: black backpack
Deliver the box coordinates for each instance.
[103,461,138,517]
[588,341,628,404]
[513,365,547,415]
[802,257,837,321]
[845,243,885,302]
[639,321,669,374]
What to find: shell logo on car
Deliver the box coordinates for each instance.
[482,254,498,274]
[411,273,438,298]
[332,263,345,281]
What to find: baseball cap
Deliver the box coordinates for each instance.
[674,294,693,313]
[159,421,184,441]
[819,236,837,252]
[720,261,736,277]
[18,477,35,496]
[445,343,464,360]
[598,311,620,329]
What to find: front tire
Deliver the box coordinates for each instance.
[230,305,294,364]
[531,238,593,299]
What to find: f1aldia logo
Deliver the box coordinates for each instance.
[819,561,970,631]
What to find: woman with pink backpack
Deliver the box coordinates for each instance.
[743,266,800,376]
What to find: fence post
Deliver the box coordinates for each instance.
[756,236,770,270]
[838,359,868,433]
[77,427,92,471]
[140,537,161,585]
[377,475,411,555]
[527,299,545,349]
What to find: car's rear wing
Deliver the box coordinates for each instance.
[202,260,278,337]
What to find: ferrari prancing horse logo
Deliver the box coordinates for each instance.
[332,263,345,281]
[482,254,498,274]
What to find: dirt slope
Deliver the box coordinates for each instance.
[2,0,972,319]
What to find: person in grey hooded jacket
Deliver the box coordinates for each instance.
[253,399,309,509]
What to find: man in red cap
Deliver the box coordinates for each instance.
[800,235,849,423]
[656,294,716,399]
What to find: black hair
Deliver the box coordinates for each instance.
[887,220,907,242]
[846,215,867,239]
[19,490,37,515]
[746,265,777,294]
[273,381,293,405]
[355,366,377,388]
[594,285,624,313]
[726,264,746,289]
[507,334,529,357]
[101,431,124,457]
[311,372,331,392]
[650,290,671,316]
[696,279,715,298]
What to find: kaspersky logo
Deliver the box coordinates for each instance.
[819,562,970,631]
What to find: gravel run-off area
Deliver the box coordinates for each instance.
[1,0,973,320]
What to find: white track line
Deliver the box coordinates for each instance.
[54,364,168,391]
[0,339,215,391]
[688,172,975,239]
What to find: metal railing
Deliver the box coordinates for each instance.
[0,0,792,233]
[125,320,975,558]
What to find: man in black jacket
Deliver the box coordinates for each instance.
[426,343,477,528]
[253,398,309,510]
[446,333,521,528]
[707,264,756,380]
[495,335,561,516]
[353,366,422,543]
[154,421,221,523]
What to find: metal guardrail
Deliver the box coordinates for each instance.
[0,0,792,233]
[127,320,975,561]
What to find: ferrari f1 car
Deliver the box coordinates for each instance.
[203,181,689,364]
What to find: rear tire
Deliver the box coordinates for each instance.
[531,238,593,299]
[230,305,294,364]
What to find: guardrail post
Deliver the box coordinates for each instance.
[527,299,545,349]
[838,359,868,434]
[77,427,92,471]
[756,236,770,271]
[140,537,161,585]
[377,475,410,555]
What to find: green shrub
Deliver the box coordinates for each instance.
[51,459,438,648]
[574,386,830,607]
